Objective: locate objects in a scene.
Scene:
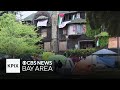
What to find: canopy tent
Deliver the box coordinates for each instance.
[92,49,117,68]
[96,56,116,68]
[92,49,117,55]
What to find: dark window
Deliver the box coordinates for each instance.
[80,12,85,19]
[63,14,73,21]
[69,14,73,20]
[63,14,69,21]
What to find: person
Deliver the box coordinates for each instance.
[57,60,63,69]
[53,60,58,72]
[75,44,79,49]
[57,60,63,73]
[83,55,86,60]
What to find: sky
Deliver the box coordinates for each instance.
[16,11,37,20]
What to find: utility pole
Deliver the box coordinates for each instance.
[51,11,59,53]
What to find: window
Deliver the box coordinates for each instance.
[63,14,73,21]
[76,13,80,19]
[63,14,69,21]
[80,12,85,19]
[69,14,73,20]
[68,24,86,35]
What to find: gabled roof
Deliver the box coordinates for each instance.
[23,13,36,21]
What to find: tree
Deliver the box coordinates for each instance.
[87,11,120,37]
[0,13,42,58]
[0,11,19,16]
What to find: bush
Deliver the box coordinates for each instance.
[65,48,97,57]
[42,52,55,61]
[48,55,67,64]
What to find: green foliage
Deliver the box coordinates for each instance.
[42,52,55,60]
[99,37,109,47]
[65,48,97,57]
[86,23,100,38]
[48,55,67,64]
[95,32,109,37]
[86,23,109,48]
[0,13,42,58]
[87,11,120,37]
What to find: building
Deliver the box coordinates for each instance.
[23,11,95,52]
[33,11,52,51]
[58,11,95,52]
[22,13,36,25]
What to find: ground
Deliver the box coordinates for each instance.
[1,69,120,79]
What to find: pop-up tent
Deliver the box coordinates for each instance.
[92,49,117,68]
[92,49,117,55]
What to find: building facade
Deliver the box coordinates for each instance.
[23,11,95,52]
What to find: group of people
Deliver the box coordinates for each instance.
[53,60,63,72]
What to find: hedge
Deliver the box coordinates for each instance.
[64,48,97,57]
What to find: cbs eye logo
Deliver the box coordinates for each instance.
[6,59,20,73]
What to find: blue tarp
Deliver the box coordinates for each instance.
[96,56,116,68]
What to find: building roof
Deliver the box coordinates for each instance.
[59,11,78,14]
[33,11,51,26]
[23,13,36,21]
[35,16,48,20]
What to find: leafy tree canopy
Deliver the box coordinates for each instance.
[87,11,120,37]
[0,13,42,58]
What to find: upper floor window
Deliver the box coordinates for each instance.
[63,14,70,21]
[62,12,86,22]
[68,24,86,35]
[80,12,85,19]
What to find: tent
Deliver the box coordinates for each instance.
[60,58,75,75]
[92,49,117,55]
[96,56,115,68]
[92,49,117,68]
